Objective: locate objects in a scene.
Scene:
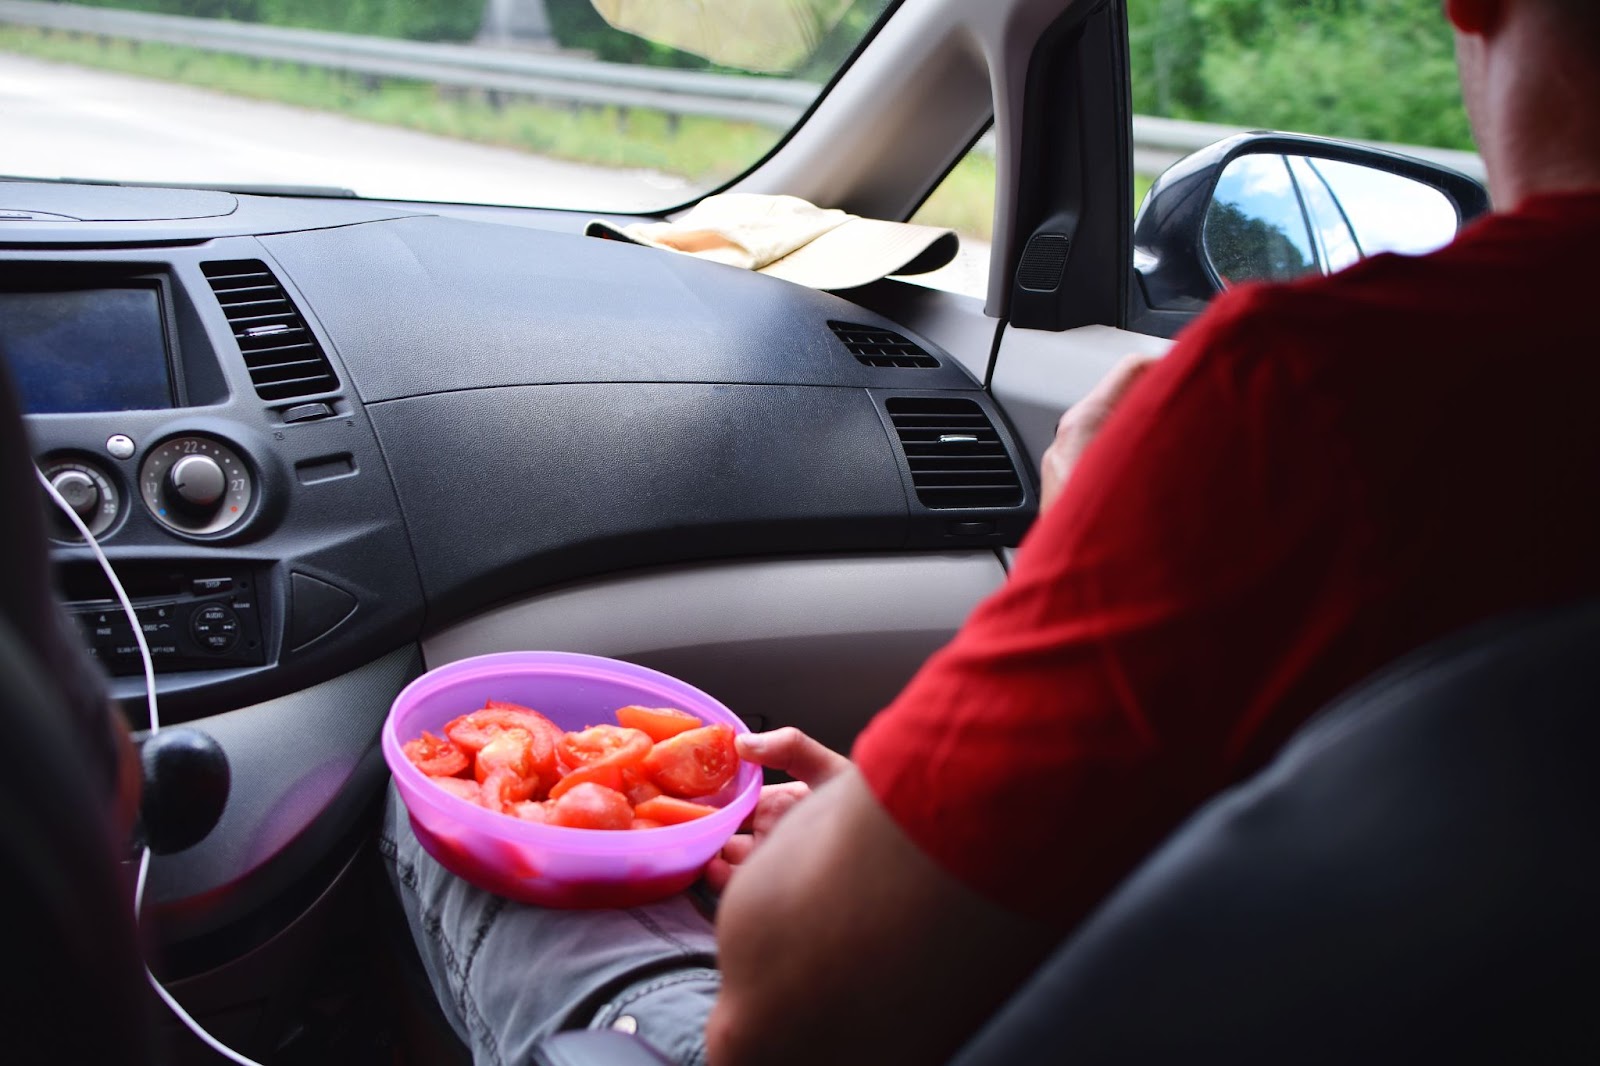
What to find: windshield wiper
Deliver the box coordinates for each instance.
[0,175,358,199]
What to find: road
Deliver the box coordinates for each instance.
[0,53,696,211]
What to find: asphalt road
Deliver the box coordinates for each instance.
[0,52,994,296]
[0,52,697,211]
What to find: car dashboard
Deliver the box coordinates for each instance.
[3,180,1034,973]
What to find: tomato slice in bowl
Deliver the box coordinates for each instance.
[403,731,470,778]
[633,795,719,825]
[548,783,633,830]
[445,708,558,783]
[642,724,737,798]
[559,725,651,771]
[547,762,625,800]
[429,776,483,805]
[616,705,703,743]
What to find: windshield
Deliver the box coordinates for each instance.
[0,0,895,211]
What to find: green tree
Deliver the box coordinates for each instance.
[1128,0,1473,151]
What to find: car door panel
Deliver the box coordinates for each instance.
[422,552,1007,757]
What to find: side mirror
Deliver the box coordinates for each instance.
[1133,133,1490,312]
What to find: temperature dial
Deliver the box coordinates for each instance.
[41,459,119,541]
[141,436,254,537]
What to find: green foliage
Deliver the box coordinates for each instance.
[1128,0,1474,151]
[69,0,486,41]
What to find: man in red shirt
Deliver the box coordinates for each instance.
[706,1,1600,1063]
[382,1,1600,1063]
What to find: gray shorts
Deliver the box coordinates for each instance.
[379,784,720,1066]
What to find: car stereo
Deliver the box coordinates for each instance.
[61,562,267,676]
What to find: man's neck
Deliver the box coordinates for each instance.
[1479,21,1600,210]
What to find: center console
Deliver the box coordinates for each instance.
[2,241,426,723]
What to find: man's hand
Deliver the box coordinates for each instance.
[705,728,850,893]
[1039,354,1157,510]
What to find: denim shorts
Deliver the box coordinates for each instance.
[380,784,721,1066]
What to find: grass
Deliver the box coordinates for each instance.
[0,23,1163,242]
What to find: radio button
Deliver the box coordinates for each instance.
[190,604,242,653]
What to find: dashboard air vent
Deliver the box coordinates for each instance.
[887,397,1023,509]
[829,321,939,368]
[201,259,338,401]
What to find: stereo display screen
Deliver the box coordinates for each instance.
[0,287,174,414]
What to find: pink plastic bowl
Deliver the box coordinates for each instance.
[383,651,760,908]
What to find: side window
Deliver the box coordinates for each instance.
[906,140,995,299]
[1203,155,1316,286]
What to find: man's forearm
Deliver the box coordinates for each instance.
[707,769,1051,1066]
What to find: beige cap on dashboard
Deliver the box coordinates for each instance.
[585,193,958,291]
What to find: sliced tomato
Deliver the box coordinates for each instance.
[630,818,663,831]
[547,761,624,800]
[548,783,633,830]
[430,776,482,804]
[634,795,718,825]
[479,766,536,812]
[445,708,557,784]
[484,700,564,744]
[559,725,651,771]
[447,707,557,756]
[513,800,553,824]
[403,730,470,778]
[620,766,663,806]
[643,723,738,798]
[615,705,703,743]
[474,727,537,784]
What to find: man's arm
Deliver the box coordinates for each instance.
[708,764,1053,1066]
[704,356,1170,1065]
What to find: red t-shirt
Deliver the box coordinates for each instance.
[853,190,1600,930]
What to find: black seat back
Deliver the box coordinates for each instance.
[953,602,1600,1065]
[0,364,154,1060]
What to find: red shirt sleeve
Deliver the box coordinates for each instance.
[851,286,1365,929]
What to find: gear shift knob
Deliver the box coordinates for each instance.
[138,727,229,855]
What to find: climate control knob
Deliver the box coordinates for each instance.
[168,454,227,512]
[50,469,100,520]
[140,436,254,538]
[41,458,120,541]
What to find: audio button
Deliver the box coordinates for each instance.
[190,604,242,653]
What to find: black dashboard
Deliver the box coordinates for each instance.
[2,180,1034,964]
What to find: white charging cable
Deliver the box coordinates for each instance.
[36,467,269,1066]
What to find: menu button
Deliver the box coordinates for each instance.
[190,604,242,653]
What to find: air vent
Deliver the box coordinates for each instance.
[887,397,1023,509]
[202,259,338,402]
[829,321,939,368]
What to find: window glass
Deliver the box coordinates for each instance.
[906,138,995,300]
[0,0,897,211]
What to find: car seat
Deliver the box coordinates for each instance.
[0,363,156,1060]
